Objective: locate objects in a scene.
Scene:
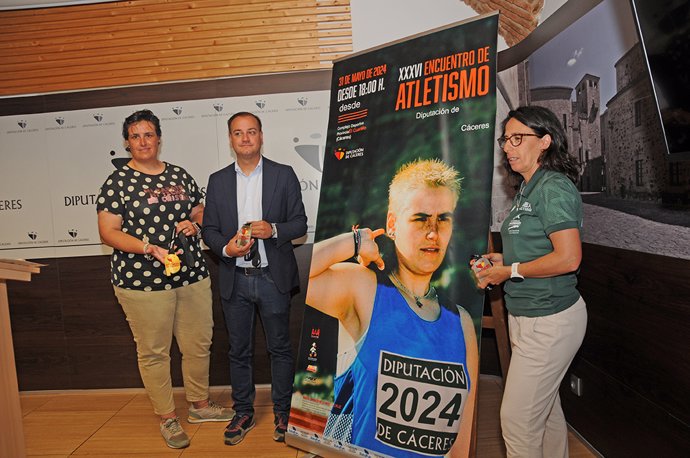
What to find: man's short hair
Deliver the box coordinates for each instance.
[227,112,262,132]
[388,158,462,213]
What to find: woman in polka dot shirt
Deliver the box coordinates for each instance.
[97,109,233,449]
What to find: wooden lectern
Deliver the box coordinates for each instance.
[0,259,42,458]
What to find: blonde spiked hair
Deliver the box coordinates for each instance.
[388,158,462,213]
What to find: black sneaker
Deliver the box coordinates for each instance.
[224,413,255,445]
[273,413,288,442]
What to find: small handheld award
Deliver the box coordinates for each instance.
[164,253,181,276]
[164,226,182,276]
[236,223,252,247]
[470,254,493,290]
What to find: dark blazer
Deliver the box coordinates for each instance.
[202,157,307,299]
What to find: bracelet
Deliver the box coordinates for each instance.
[192,222,202,237]
[352,225,361,259]
[142,242,153,261]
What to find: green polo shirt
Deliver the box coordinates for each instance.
[500,168,582,317]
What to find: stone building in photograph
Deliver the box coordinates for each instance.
[530,73,603,192]
[525,42,690,203]
[602,43,690,203]
[602,43,667,200]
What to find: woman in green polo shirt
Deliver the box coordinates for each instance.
[473,106,587,458]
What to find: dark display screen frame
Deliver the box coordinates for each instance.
[631,0,690,160]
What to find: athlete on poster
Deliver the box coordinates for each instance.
[289,14,498,458]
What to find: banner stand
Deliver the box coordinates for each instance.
[287,13,499,457]
[480,234,511,379]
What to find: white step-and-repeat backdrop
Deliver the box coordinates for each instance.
[0,91,329,259]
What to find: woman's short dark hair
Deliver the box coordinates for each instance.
[122,109,162,140]
[500,106,580,184]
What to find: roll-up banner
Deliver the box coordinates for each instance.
[288,13,498,458]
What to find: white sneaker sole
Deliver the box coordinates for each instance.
[187,408,235,424]
[187,415,235,424]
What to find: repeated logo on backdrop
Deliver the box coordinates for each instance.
[0,90,330,258]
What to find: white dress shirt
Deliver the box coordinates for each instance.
[233,158,268,268]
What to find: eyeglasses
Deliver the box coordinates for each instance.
[497,133,540,148]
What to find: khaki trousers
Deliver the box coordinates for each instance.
[501,297,587,458]
[114,277,213,415]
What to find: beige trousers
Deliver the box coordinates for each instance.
[114,277,213,415]
[501,297,587,458]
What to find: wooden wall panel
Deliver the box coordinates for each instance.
[0,0,351,96]
[561,358,690,457]
[0,69,332,116]
[561,243,690,456]
[8,246,313,391]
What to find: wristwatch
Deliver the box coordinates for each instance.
[510,262,525,282]
[271,223,278,238]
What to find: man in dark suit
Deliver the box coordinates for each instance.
[202,112,307,446]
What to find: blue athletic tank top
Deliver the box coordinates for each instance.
[324,279,470,457]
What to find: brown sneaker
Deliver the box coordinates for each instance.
[224,413,255,445]
[187,400,234,423]
[273,413,288,442]
[160,417,190,449]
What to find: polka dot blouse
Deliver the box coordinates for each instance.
[97,163,209,291]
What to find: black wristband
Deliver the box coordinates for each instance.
[352,225,361,259]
